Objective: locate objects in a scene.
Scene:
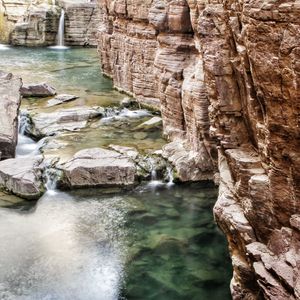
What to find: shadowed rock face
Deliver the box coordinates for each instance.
[98,0,300,299]
[0,71,22,160]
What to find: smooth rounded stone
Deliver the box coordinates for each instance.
[20,83,56,97]
[0,191,26,207]
[47,94,79,107]
[0,156,45,200]
[24,106,104,138]
[136,116,162,131]
[0,71,22,160]
[58,147,136,188]
[147,234,187,254]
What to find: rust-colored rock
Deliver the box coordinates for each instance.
[98,0,300,298]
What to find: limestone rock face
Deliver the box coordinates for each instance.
[63,1,100,46]
[1,0,100,46]
[58,148,136,188]
[98,0,300,298]
[0,71,22,160]
[11,4,60,46]
[0,156,44,200]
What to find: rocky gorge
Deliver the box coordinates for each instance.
[0,0,299,299]
[98,0,300,299]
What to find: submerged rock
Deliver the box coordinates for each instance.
[58,148,136,188]
[0,156,44,200]
[23,106,104,139]
[20,83,56,97]
[0,71,22,160]
[47,94,79,107]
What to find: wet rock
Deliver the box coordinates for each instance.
[0,71,22,160]
[0,156,44,200]
[162,141,214,182]
[21,83,56,98]
[136,116,162,131]
[47,94,79,107]
[24,106,104,139]
[58,148,136,188]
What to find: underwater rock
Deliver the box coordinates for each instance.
[58,147,136,188]
[0,156,44,200]
[21,83,56,97]
[0,71,22,160]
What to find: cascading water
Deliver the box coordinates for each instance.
[166,166,174,187]
[57,9,65,47]
[16,114,39,157]
[49,9,69,50]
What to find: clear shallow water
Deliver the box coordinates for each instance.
[1,47,166,159]
[0,184,232,300]
[0,47,123,105]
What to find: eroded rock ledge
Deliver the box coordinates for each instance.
[98,0,300,298]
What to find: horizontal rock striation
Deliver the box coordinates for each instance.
[98,0,300,299]
[1,0,100,46]
[63,0,100,46]
[0,71,22,160]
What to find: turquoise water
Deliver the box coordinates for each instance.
[0,47,232,299]
[0,184,232,299]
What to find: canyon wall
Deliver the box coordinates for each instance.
[0,0,99,46]
[98,0,300,299]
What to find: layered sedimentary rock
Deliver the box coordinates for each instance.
[1,0,99,46]
[63,0,100,46]
[98,1,300,299]
[0,71,22,160]
[10,3,60,46]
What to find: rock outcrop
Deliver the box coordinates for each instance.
[0,71,22,160]
[98,1,300,299]
[58,147,136,188]
[0,156,44,200]
[23,106,104,139]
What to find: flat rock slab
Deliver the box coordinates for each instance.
[0,156,44,200]
[47,94,79,107]
[25,106,104,138]
[0,71,22,159]
[137,116,162,130]
[59,148,136,188]
[21,83,56,97]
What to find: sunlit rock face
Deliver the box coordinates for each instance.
[0,0,99,46]
[98,0,300,298]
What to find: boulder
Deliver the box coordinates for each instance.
[0,156,44,200]
[47,94,79,107]
[20,83,56,97]
[0,71,22,160]
[58,148,136,188]
[24,106,104,139]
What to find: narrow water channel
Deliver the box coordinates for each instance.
[0,47,232,299]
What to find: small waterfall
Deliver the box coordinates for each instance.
[50,9,68,50]
[16,114,39,157]
[44,168,59,195]
[166,166,175,187]
[147,158,164,188]
[57,9,65,47]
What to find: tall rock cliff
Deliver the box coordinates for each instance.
[98,0,300,299]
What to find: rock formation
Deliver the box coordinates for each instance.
[0,0,99,46]
[0,71,22,160]
[98,0,300,299]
